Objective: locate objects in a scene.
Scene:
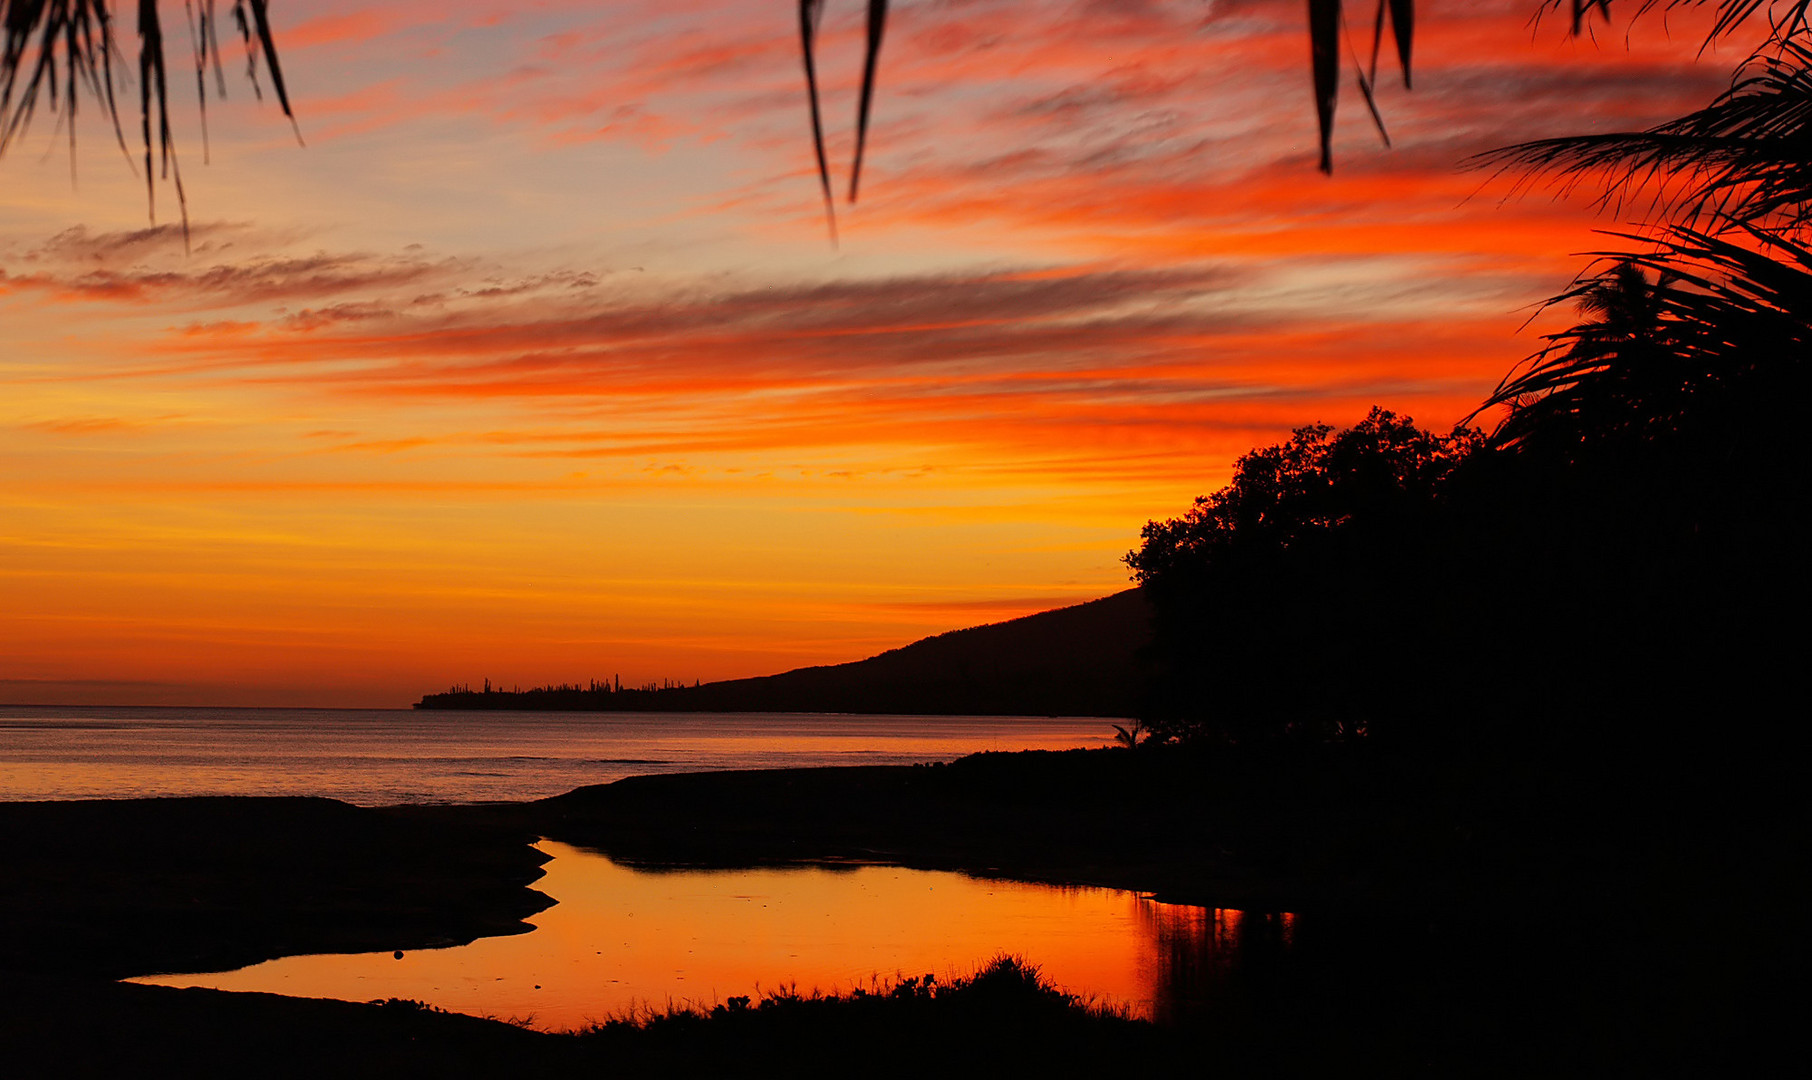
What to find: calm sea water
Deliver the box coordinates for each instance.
[136,840,1292,1030]
[0,705,1118,805]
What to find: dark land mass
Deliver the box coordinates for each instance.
[3,958,1190,1079]
[0,797,553,980]
[2,978,557,1078]
[3,741,1802,1076]
[414,588,1152,717]
[525,743,1803,1075]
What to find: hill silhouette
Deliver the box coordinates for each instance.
[417,589,1152,716]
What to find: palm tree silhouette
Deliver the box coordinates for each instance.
[1478,227,1812,455]
[1482,260,1683,452]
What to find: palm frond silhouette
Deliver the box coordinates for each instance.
[1,0,294,239]
[1474,35,1812,234]
[1477,227,1812,452]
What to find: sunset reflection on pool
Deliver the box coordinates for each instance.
[134,841,1292,1031]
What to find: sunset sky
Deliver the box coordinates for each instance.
[0,0,1748,706]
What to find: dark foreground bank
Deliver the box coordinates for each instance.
[2,959,1187,1079]
[1,743,1802,1076]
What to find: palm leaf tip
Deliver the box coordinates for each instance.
[241,0,298,143]
[1387,0,1413,87]
[1310,0,1340,174]
[797,0,837,240]
[848,0,886,203]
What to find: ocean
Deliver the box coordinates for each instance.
[0,705,1118,805]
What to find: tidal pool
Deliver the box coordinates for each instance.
[134,840,1293,1031]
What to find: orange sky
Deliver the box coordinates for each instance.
[0,1,1754,705]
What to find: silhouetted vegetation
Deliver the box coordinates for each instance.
[1086,61,1812,1076]
[3,955,1201,1077]
[1475,29,1812,234]
[572,955,1182,1073]
[1128,375,1805,751]
[1127,38,1812,752]
[416,675,707,711]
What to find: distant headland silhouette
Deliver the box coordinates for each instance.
[415,589,1153,717]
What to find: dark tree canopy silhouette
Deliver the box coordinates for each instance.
[1125,409,1479,592]
[1126,29,1812,743]
[1124,410,1489,744]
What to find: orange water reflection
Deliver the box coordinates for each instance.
[133,841,1290,1031]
